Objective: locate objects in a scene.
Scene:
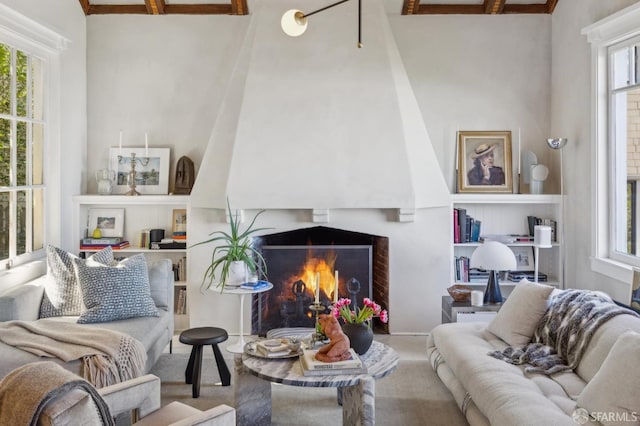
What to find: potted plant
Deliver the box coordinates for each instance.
[331,297,388,354]
[193,199,270,292]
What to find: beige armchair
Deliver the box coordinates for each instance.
[0,361,234,425]
[39,373,235,426]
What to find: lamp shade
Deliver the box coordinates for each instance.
[546,138,568,150]
[281,9,308,37]
[470,241,517,271]
[534,225,552,248]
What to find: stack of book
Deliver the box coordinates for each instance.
[240,280,270,290]
[255,339,292,358]
[299,348,367,376]
[80,237,129,251]
[453,208,482,243]
[507,270,548,282]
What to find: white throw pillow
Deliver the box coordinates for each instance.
[39,246,114,318]
[577,331,640,425]
[487,280,554,347]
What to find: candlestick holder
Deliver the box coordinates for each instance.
[118,152,150,196]
[309,302,327,346]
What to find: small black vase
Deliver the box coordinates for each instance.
[342,323,374,355]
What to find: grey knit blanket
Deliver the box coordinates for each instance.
[488,289,639,375]
[0,361,114,425]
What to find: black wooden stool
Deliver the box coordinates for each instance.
[179,327,231,398]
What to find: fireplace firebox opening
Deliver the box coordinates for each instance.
[251,226,389,336]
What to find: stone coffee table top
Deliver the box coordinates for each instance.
[241,340,399,387]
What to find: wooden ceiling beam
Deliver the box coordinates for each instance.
[484,0,505,14]
[502,3,551,14]
[79,1,246,15]
[546,0,558,13]
[413,4,486,15]
[145,0,166,14]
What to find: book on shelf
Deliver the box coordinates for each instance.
[174,287,187,315]
[81,237,122,245]
[157,241,186,250]
[256,339,292,357]
[507,270,548,282]
[453,208,481,243]
[80,240,130,250]
[299,349,367,376]
[527,216,557,242]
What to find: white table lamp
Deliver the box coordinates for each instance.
[533,225,552,283]
[470,241,517,304]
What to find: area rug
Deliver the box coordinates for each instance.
[151,351,467,425]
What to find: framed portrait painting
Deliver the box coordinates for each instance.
[109,147,170,195]
[88,208,124,238]
[457,131,512,193]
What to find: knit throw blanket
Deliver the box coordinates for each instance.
[0,319,146,388]
[0,361,114,426]
[488,289,639,375]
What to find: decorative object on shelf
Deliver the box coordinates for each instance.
[447,284,472,302]
[332,297,388,354]
[95,169,115,195]
[457,131,513,193]
[470,241,517,304]
[192,198,270,292]
[547,138,568,289]
[174,156,195,195]
[530,164,549,194]
[88,208,124,238]
[109,147,170,195]
[520,150,537,193]
[511,245,535,271]
[92,227,102,239]
[470,290,484,307]
[533,225,552,283]
[281,0,363,48]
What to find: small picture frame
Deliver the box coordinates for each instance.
[457,131,513,193]
[88,208,125,238]
[511,246,535,271]
[172,209,187,235]
[110,147,171,195]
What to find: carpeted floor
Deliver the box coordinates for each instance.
[150,335,467,425]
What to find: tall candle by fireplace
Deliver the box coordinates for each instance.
[334,270,339,303]
[144,132,149,157]
[119,130,123,155]
[315,272,320,304]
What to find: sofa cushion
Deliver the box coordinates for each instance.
[73,254,159,324]
[577,330,640,425]
[487,280,554,347]
[147,259,171,310]
[39,246,114,318]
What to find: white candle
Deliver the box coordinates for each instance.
[334,270,339,303]
[119,130,123,155]
[145,132,149,157]
[315,272,320,304]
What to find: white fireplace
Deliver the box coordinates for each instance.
[187,0,452,335]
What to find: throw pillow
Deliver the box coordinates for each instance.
[73,253,159,324]
[39,246,114,318]
[487,280,554,347]
[577,331,640,425]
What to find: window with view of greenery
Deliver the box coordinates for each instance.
[0,41,44,265]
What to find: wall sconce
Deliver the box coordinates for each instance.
[533,225,552,283]
[281,0,363,48]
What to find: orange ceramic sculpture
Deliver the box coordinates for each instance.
[315,314,352,362]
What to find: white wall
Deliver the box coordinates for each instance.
[0,0,86,253]
[85,1,556,333]
[550,0,640,300]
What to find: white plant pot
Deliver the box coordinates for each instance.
[228,260,248,286]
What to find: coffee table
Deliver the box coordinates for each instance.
[234,340,398,426]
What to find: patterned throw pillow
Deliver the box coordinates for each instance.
[39,246,114,318]
[73,253,159,324]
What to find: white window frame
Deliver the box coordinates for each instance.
[0,4,68,273]
[584,3,640,284]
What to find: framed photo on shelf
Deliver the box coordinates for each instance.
[457,131,512,193]
[88,208,125,238]
[511,246,535,271]
[109,147,170,195]
[172,209,187,234]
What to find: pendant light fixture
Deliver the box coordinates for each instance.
[281,0,363,48]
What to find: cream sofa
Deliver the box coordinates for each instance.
[0,257,175,380]
[427,282,640,426]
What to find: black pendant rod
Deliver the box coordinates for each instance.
[358,0,362,47]
[303,0,350,18]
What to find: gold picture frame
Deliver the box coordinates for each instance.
[457,131,513,193]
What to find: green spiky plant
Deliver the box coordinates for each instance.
[193,199,270,292]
